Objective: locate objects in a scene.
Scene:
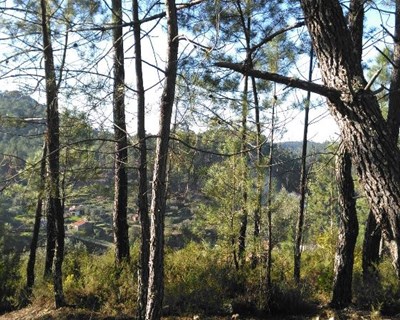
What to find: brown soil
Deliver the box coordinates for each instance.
[1,305,400,320]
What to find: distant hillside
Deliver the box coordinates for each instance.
[0,91,45,118]
[0,91,45,169]
[277,140,329,154]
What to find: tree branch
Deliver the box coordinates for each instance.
[71,0,206,32]
[214,61,341,99]
[250,21,305,54]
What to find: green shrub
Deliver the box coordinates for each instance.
[0,251,21,314]
[164,242,237,315]
[353,257,400,314]
[66,247,138,315]
[30,244,138,316]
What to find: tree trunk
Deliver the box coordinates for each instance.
[133,0,150,318]
[25,142,47,301]
[252,74,262,269]
[44,197,56,279]
[362,210,381,281]
[265,92,276,290]
[330,144,358,308]
[300,0,400,277]
[236,0,250,268]
[294,47,313,284]
[363,0,400,278]
[41,0,66,308]
[112,0,130,264]
[145,1,178,319]
[330,1,362,306]
[387,0,400,141]
[238,75,249,267]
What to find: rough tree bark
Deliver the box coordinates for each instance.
[329,0,361,307]
[216,0,400,277]
[145,0,178,319]
[363,0,400,279]
[330,143,358,308]
[112,0,130,263]
[387,0,400,141]
[40,0,66,307]
[133,0,150,318]
[362,210,381,281]
[300,0,400,277]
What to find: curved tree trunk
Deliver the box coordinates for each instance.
[112,0,130,264]
[300,0,400,277]
[145,1,179,319]
[330,143,358,308]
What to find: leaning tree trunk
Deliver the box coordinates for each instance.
[145,1,179,319]
[25,142,47,301]
[112,0,130,264]
[300,0,400,277]
[41,0,66,308]
[330,143,358,308]
[133,0,150,318]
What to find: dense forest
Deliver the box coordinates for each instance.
[1,1,400,319]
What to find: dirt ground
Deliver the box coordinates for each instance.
[1,304,400,320]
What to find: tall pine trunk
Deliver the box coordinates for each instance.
[133,0,150,318]
[330,143,358,308]
[112,0,130,263]
[145,1,178,319]
[40,0,66,307]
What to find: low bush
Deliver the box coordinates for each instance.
[164,242,238,316]
[0,251,21,314]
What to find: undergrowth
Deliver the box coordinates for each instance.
[1,237,400,317]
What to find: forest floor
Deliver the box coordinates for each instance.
[1,304,400,320]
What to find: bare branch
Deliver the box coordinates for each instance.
[70,0,206,32]
[214,61,341,99]
[250,21,305,54]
